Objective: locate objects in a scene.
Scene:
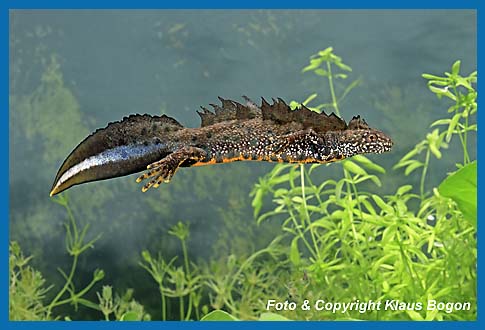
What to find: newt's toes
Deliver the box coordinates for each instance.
[142,177,158,192]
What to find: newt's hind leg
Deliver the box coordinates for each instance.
[136,146,207,192]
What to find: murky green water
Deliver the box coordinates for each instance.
[10,10,476,320]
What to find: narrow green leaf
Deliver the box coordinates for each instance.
[290,237,301,266]
[396,185,413,196]
[405,161,424,175]
[428,143,442,159]
[318,47,333,57]
[77,298,101,311]
[445,113,461,142]
[427,82,457,100]
[456,76,472,90]
[422,73,447,81]
[343,160,367,176]
[451,60,461,76]
[430,119,451,127]
[353,155,386,173]
[302,59,322,73]
[335,61,352,72]
[396,147,420,165]
[355,174,381,187]
[367,175,382,187]
[334,73,348,79]
[308,163,322,174]
[335,179,344,200]
[427,79,450,86]
[251,189,264,218]
[257,210,286,225]
[314,68,329,76]
[338,78,362,103]
[361,199,377,215]
[372,195,394,214]
[302,93,318,106]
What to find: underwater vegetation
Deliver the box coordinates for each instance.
[10,46,476,320]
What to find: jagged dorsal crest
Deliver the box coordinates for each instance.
[197,96,260,127]
[347,115,370,130]
[260,97,347,132]
[196,97,376,133]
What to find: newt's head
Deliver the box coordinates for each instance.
[337,116,393,157]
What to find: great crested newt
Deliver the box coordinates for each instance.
[50,97,393,196]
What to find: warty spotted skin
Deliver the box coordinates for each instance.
[50,97,393,195]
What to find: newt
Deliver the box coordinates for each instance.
[50,97,393,196]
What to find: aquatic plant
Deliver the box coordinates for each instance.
[9,241,51,320]
[9,194,104,320]
[9,194,149,321]
[139,51,476,321]
[246,56,476,320]
[139,221,205,321]
[140,221,288,320]
[10,47,476,321]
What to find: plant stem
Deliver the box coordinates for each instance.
[300,164,320,260]
[195,302,200,320]
[343,170,358,240]
[181,240,190,276]
[463,115,470,164]
[50,274,100,308]
[451,85,470,165]
[181,239,192,320]
[287,207,318,260]
[179,296,184,320]
[46,255,78,317]
[326,61,340,117]
[228,248,269,291]
[420,149,430,199]
[185,296,192,321]
[47,200,79,317]
[160,285,167,321]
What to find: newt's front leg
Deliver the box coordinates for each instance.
[136,146,207,192]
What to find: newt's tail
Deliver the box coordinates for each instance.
[50,114,182,196]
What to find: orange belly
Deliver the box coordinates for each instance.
[190,154,343,167]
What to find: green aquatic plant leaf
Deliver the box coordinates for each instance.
[404,160,424,176]
[372,194,394,214]
[343,160,367,176]
[352,155,386,174]
[120,312,139,321]
[445,113,462,142]
[290,237,301,266]
[438,161,477,228]
[451,60,461,76]
[201,310,239,321]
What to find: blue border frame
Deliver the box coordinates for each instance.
[3,0,481,329]
[3,0,482,9]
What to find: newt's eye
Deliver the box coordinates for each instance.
[367,134,377,142]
